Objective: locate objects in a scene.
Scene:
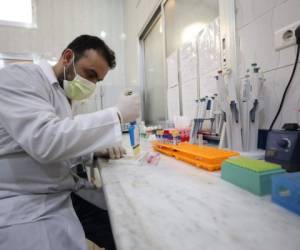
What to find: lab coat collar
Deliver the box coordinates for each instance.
[38,60,59,85]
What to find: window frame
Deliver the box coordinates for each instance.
[0,0,37,29]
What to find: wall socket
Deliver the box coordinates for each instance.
[274,20,300,51]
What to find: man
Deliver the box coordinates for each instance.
[0,35,140,250]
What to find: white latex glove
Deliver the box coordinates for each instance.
[95,146,127,160]
[116,92,140,123]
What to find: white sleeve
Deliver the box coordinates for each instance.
[0,66,122,163]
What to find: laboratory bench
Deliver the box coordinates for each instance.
[98,138,300,250]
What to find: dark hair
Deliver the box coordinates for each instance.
[63,34,116,69]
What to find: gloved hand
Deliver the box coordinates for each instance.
[95,146,127,160]
[116,92,140,123]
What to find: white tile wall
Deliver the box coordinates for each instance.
[123,0,160,87]
[236,0,254,29]
[259,70,278,128]
[274,65,300,124]
[198,18,221,76]
[199,71,219,98]
[179,42,198,83]
[198,18,221,98]
[276,0,289,5]
[253,0,276,19]
[236,0,300,129]
[272,0,300,30]
[238,10,280,75]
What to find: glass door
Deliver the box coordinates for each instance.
[141,16,166,125]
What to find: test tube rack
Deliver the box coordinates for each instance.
[152,141,239,171]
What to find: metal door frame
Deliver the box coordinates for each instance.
[138,0,168,123]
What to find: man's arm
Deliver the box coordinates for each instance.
[0,66,122,163]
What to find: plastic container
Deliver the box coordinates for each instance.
[152,141,239,171]
[139,121,147,138]
[272,173,300,216]
[221,157,285,196]
[129,121,140,156]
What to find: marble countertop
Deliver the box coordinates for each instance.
[99,140,300,250]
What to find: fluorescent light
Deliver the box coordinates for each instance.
[120,33,126,40]
[100,31,106,39]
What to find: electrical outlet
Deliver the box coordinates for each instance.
[274,20,300,51]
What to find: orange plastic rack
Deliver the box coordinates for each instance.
[152,141,239,171]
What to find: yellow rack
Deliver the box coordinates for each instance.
[152,141,239,171]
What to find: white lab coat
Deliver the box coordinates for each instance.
[0,61,122,250]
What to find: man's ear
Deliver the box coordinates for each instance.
[62,49,74,67]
